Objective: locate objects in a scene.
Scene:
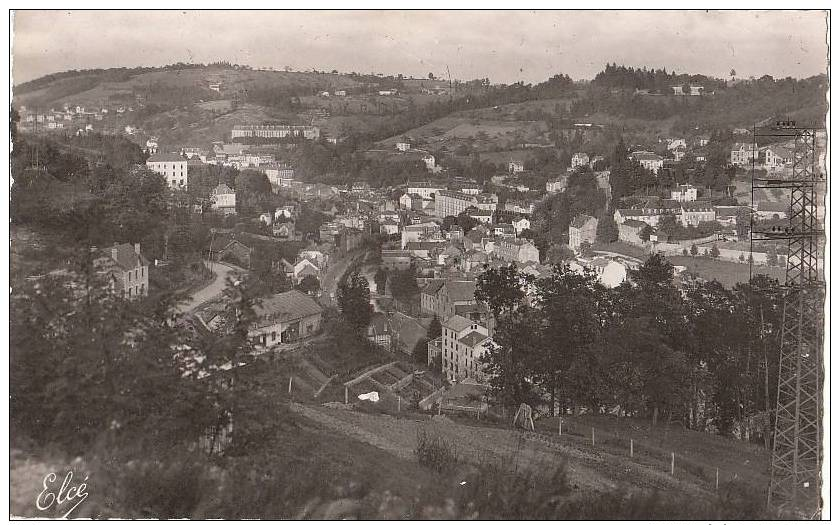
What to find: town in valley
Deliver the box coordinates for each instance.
[9,10,829,520]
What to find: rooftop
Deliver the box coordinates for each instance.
[147,153,185,163]
[253,290,323,325]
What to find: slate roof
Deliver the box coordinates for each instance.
[253,290,323,325]
[443,314,474,333]
[459,330,489,347]
[444,281,477,302]
[147,153,185,163]
[570,214,597,229]
[107,243,149,270]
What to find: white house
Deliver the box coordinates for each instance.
[631,151,664,174]
[146,153,188,189]
[671,184,698,202]
[211,183,237,214]
[571,152,590,170]
[508,160,525,173]
[249,290,323,347]
[512,217,531,235]
[396,142,411,152]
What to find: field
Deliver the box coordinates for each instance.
[669,255,786,288]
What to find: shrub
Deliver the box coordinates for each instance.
[415,429,457,473]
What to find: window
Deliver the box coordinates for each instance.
[141,267,144,277]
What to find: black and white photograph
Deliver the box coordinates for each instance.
[8,8,830,520]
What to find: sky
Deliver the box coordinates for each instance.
[11,10,829,85]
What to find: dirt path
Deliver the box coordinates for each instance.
[288,403,711,495]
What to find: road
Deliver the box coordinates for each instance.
[176,261,238,313]
[319,249,369,305]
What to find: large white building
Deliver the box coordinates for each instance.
[434,190,478,218]
[671,184,698,202]
[407,181,446,200]
[146,153,188,189]
[230,124,320,140]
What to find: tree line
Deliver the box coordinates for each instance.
[476,255,785,443]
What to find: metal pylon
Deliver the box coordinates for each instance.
[751,123,825,516]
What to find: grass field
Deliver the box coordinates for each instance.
[669,256,786,287]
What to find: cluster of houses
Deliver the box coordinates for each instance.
[16,103,137,134]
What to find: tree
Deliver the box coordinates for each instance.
[428,72,435,80]
[739,253,745,263]
[337,270,372,333]
[547,244,575,264]
[297,275,320,294]
[690,244,698,256]
[579,241,594,258]
[595,211,619,243]
[682,248,688,256]
[710,245,720,258]
[456,211,479,233]
[639,225,654,242]
[374,267,388,294]
[413,338,429,364]
[475,264,528,317]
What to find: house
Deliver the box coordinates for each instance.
[94,243,149,299]
[396,142,411,152]
[249,290,323,348]
[263,164,295,187]
[454,182,481,195]
[569,214,598,252]
[461,249,490,273]
[571,152,590,170]
[401,221,441,248]
[334,90,347,97]
[420,279,446,315]
[679,202,716,227]
[671,184,698,202]
[292,258,321,285]
[297,249,329,270]
[438,315,492,384]
[275,204,298,221]
[666,138,687,150]
[492,223,516,237]
[494,239,540,264]
[570,257,627,288]
[504,200,535,216]
[755,201,790,220]
[689,85,704,96]
[508,160,525,173]
[631,151,664,174]
[367,313,392,350]
[618,219,648,244]
[546,176,569,193]
[272,221,296,239]
[211,238,252,268]
[210,183,237,215]
[259,212,273,226]
[614,208,667,227]
[730,142,760,167]
[382,250,412,271]
[512,217,531,235]
[422,154,436,171]
[380,219,400,235]
[475,193,499,212]
[146,153,188,188]
[764,145,793,169]
[694,135,711,147]
[469,209,494,224]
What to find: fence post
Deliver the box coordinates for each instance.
[630,439,634,458]
[438,402,442,416]
[559,419,562,436]
[671,452,675,475]
[715,468,719,490]
[345,387,349,404]
[591,427,595,446]
[398,395,401,413]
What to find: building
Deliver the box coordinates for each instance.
[618,219,648,244]
[382,250,412,271]
[380,219,400,235]
[95,243,149,299]
[263,164,295,187]
[475,193,499,212]
[396,142,411,152]
[230,124,320,140]
[292,258,321,285]
[631,151,664,174]
[434,190,478,218]
[211,183,237,214]
[689,85,704,96]
[469,209,494,224]
[367,313,392,349]
[438,315,492,383]
[508,160,525,173]
[512,217,531,235]
[614,208,668,227]
[504,200,535,216]
[679,202,715,227]
[670,184,698,202]
[422,154,436,171]
[764,145,793,169]
[730,142,760,167]
[406,181,446,200]
[146,153,188,188]
[401,222,441,248]
[494,239,540,264]
[249,290,323,348]
[571,152,590,170]
[546,176,569,193]
[568,214,598,252]
[570,257,627,288]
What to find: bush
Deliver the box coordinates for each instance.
[415,428,457,473]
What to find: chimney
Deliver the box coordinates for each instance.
[134,243,141,255]
[111,243,119,261]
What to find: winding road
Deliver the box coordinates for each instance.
[176,261,238,313]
